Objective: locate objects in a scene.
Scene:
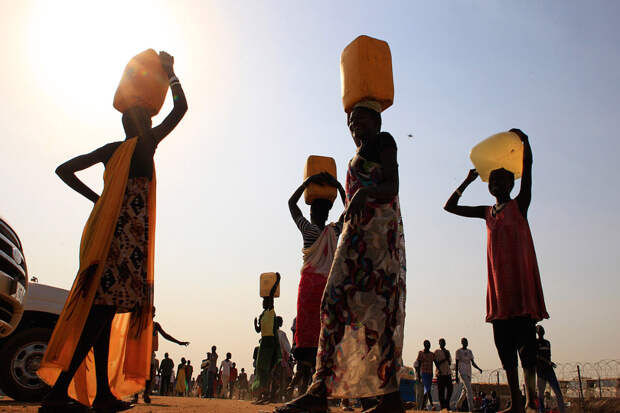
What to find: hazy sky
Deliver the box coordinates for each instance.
[1,1,619,377]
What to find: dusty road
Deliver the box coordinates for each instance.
[1,396,418,413]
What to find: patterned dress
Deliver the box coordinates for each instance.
[308,152,406,398]
[94,177,150,312]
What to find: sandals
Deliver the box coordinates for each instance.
[273,394,328,413]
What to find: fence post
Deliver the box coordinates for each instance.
[598,376,602,398]
[497,371,500,386]
[577,364,585,413]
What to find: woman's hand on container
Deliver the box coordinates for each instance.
[344,187,369,224]
[510,128,528,142]
[159,51,175,76]
[305,173,325,186]
[465,169,479,183]
[320,172,339,188]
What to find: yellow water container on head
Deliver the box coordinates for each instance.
[341,35,394,113]
[260,272,280,298]
[113,49,169,116]
[470,131,524,182]
[304,156,337,205]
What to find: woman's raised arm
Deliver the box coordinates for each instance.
[152,51,188,146]
[443,169,487,219]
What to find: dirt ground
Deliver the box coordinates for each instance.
[1,396,417,413]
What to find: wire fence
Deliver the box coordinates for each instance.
[470,359,620,399]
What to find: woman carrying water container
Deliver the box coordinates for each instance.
[38,50,187,413]
[443,129,548,413]
[277,35,407,413]
[286,165,345,395]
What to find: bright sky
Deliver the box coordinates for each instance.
[1,1,619,378]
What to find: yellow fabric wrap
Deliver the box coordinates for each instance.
[38,137,156,406]
[260,309,275,337]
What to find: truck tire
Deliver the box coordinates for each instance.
[0,327,52,402]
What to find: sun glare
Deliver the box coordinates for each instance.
[28,1,176,122]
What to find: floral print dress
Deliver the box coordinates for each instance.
[308,152,406,398]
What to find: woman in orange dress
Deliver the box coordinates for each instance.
[38,52,187,413]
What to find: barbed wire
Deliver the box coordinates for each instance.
[468,359,619,399]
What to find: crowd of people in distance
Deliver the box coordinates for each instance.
[194,348,249,399]
[133,348,251,401]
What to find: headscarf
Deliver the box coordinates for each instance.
[352,99,382,113]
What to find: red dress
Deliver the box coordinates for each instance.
[485,200,549,322]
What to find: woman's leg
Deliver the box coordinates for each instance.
[44,305,114,403]
[91,306,117,403]
[517,319,538,412]
[493,320,524,413]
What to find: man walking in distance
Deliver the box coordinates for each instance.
[416,340,435,410]
[186,360,194,396]
[207,346,218,398]
[434,338,453,410]
[229,362,238,399]
[220,353,233,399]
[238,368,249,400]
[454,338,483,411]
[160,353,174,397]
[536,326,566,413]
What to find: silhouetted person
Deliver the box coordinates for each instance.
[38,51,187,413]
[220,352,233,398]
[444,129,548,413]
[287,172,345,397]
[536,325,565,413]
[434,338,453,410]
[229,362,238,399]
[238,368,249,400]
[175,358,187,396]
[253,274,281,404]
[416,340,435,410]
[132,306,189,402]
[454,337,483,411]
[207,345,218,398]
[277,101,406,413]
[160,353,175,397]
